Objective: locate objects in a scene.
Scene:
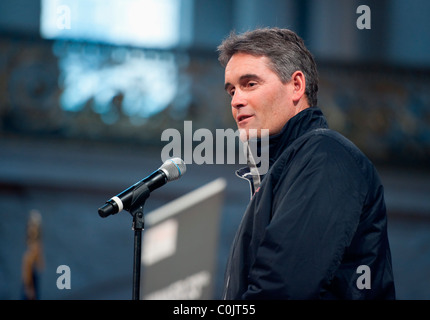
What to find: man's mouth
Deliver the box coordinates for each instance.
[237,114,253,124]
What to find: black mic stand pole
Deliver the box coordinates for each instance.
[127,184,150,300]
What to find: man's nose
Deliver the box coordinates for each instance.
[231,90,247,109]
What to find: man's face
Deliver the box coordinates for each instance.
[224,52,297,139]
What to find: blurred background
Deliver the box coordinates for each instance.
[0,0,429,300]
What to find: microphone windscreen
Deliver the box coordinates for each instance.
[160,158,186,181]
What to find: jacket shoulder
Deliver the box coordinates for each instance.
[273,128,379,187]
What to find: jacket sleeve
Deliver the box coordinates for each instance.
[242,136,368,299]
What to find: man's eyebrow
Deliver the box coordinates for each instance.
[224,74,261,91]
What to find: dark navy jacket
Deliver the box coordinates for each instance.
[223,107,396,299]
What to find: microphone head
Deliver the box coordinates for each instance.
[159,157,186,182]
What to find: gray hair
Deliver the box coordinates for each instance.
[217,27,318,107]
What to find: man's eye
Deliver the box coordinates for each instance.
[247,82,257,87]
[229,89,235,96]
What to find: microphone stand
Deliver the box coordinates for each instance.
[127,183,150,300]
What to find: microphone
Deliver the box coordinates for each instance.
[98,157,186,218]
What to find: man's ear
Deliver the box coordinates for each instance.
[291,70,306,103]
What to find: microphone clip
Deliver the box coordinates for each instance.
[129,183,150,231]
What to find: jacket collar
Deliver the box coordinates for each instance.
[236,107,329,193]
[268,106,329,163]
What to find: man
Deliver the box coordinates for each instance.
[217,27,396,299]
